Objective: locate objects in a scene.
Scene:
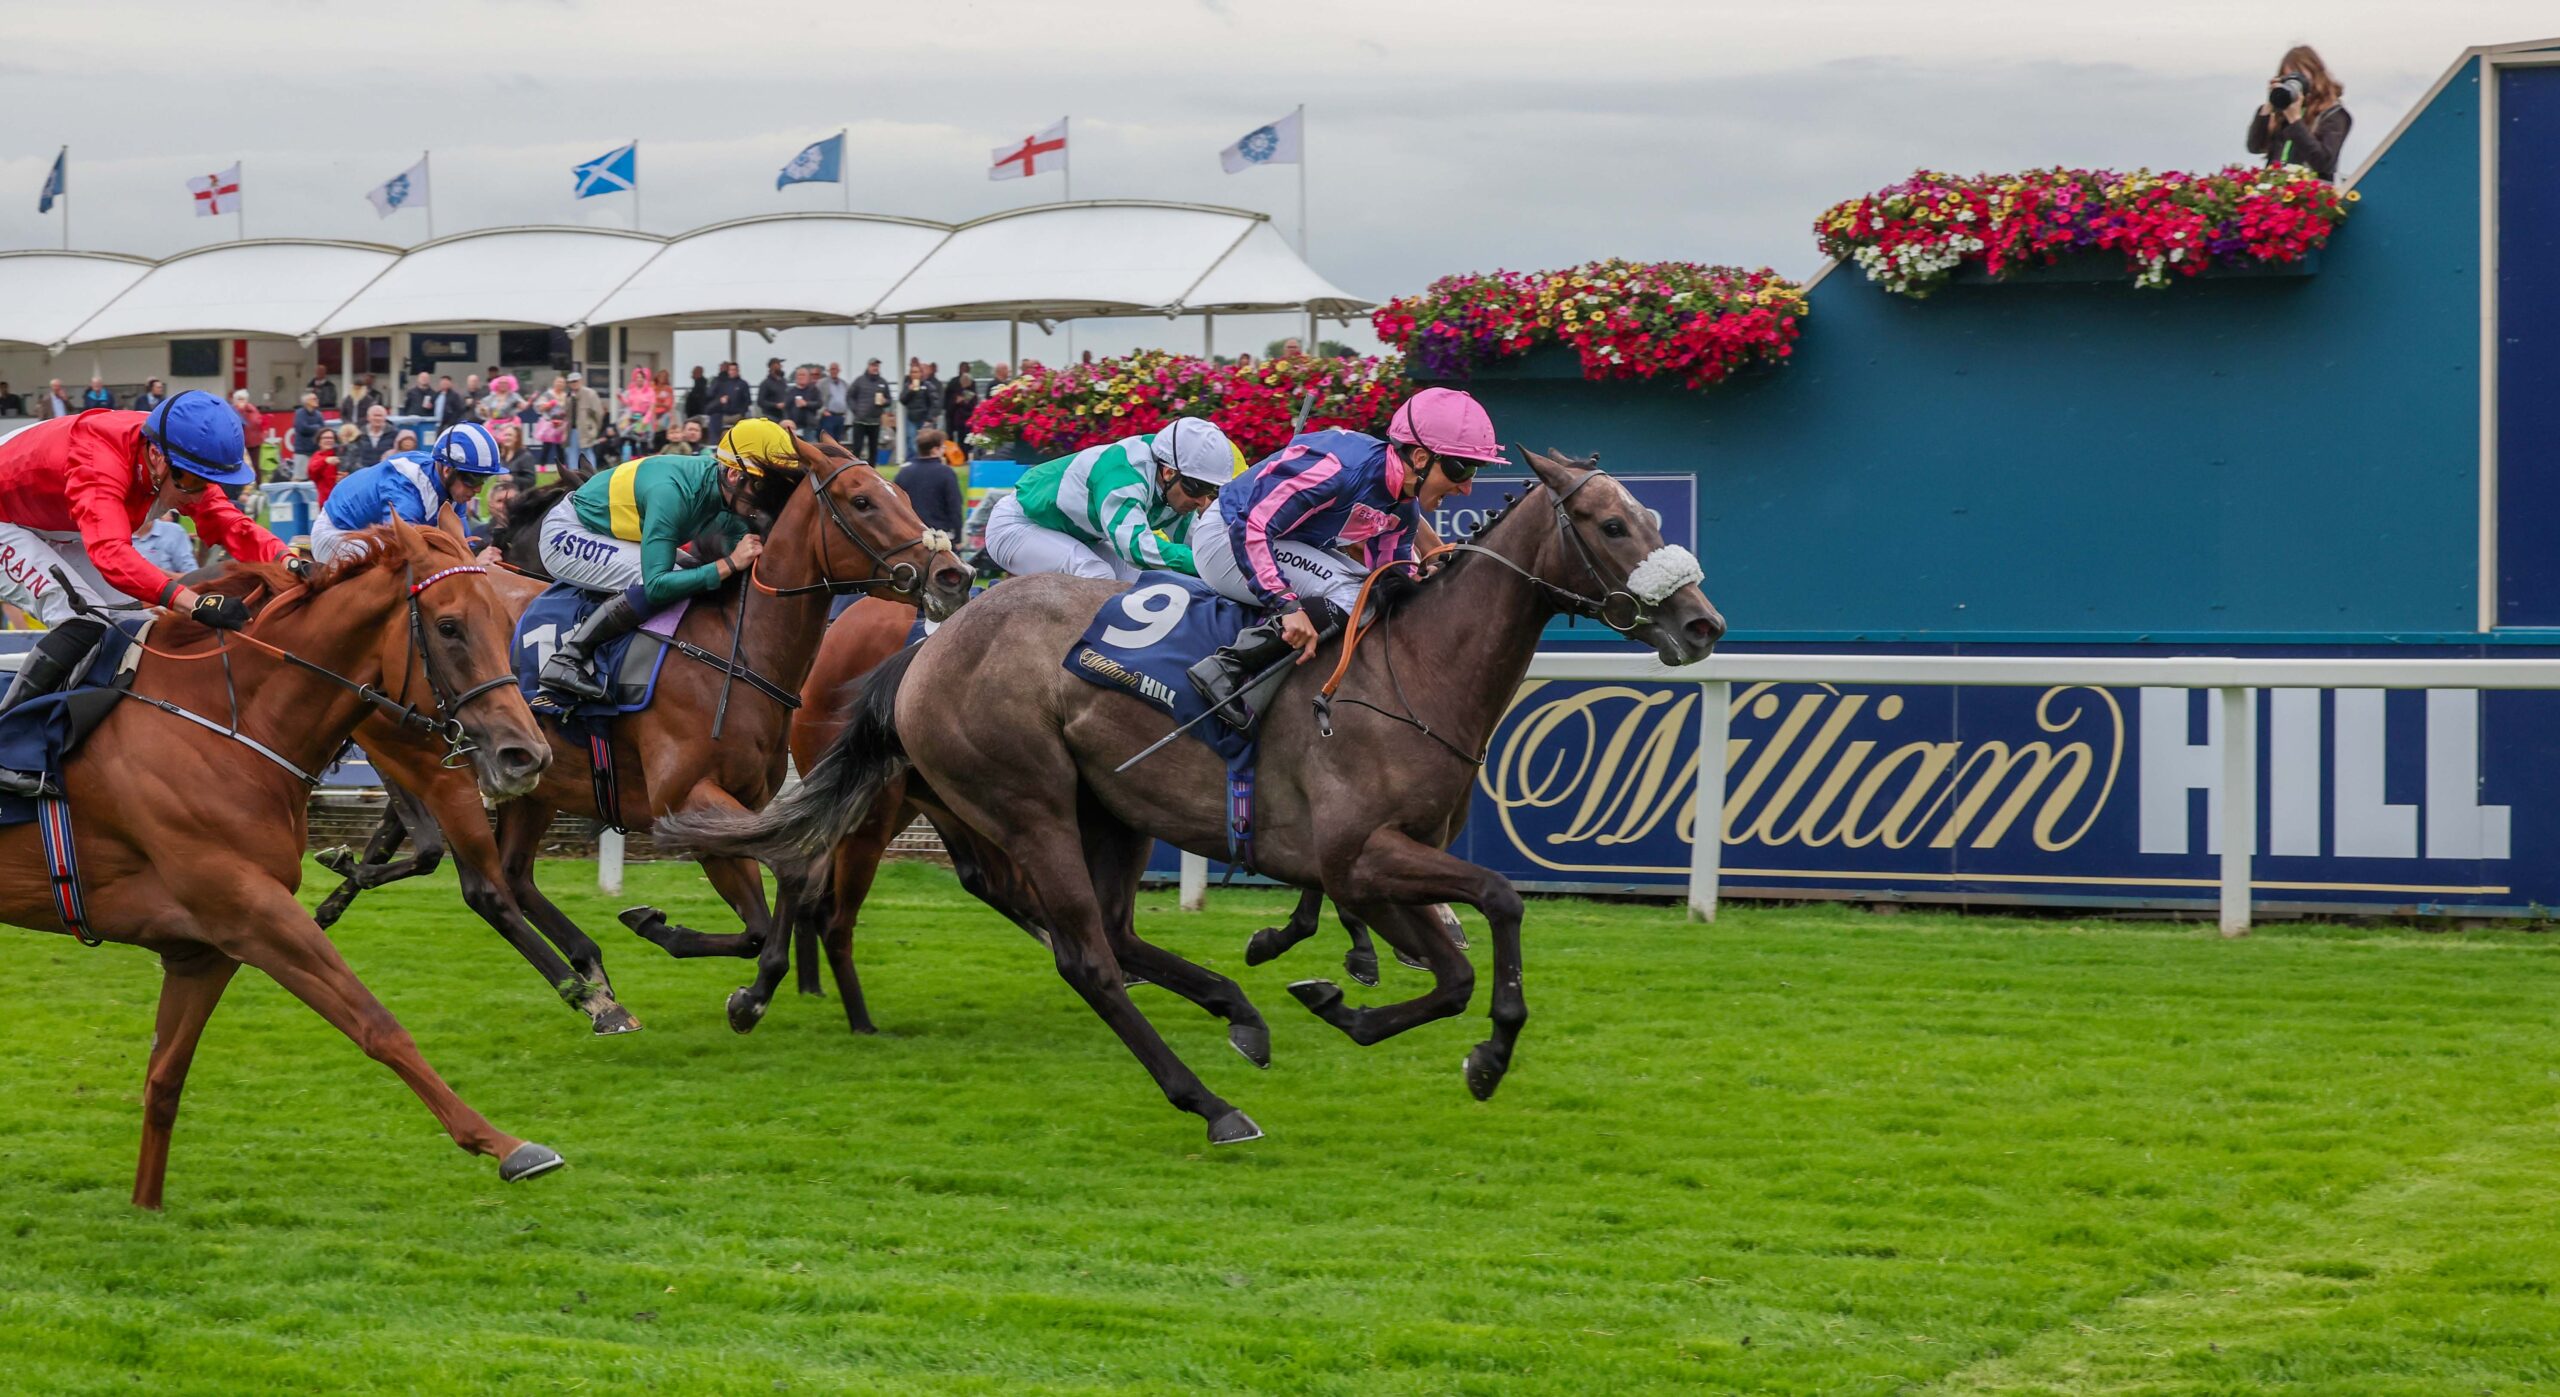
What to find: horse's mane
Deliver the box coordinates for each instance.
[158,524,470,644]
[1370,476,1549,622]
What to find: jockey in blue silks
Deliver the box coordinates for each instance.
[309,421,505,562]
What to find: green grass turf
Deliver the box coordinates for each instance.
[2,861,2558,1394]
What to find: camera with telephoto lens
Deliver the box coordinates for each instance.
[2269,73,2310,110]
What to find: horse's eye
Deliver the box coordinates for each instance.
[435,617,462,639]
[851,494,875,512]
[1601,518,1628,538]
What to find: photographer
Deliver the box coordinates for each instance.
[2248,45,2351,180]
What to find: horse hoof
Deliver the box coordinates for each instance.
[1395,947,1432,972]
[1344,948,1380,987]
[617,906,665,935]
[499,1141,566,1182]
[726,987,769,1035]
[314,846,358,878]
[1462,1041,1508,1102]
[1243,928,1286,966]
[590,1002,644,1036]
[1207,1109,1263,1145]
[1287,979,1344,1017]
[1229,1022,1272,1069]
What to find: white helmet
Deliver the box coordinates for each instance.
[1149,417,1241,489]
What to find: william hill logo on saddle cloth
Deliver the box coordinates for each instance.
[1063,576,1262,862]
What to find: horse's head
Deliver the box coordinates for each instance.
[1519,446,1724,666]
[374,518,552,799]
[768,436,972,620]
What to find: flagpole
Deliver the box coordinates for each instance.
[1296,104,1309,260]
[840,128,851,213]
[1062,116,1071,204]
[58,146,67,251]
[423,150,434,240]
[237,160,245,242]
[631,139,642,232]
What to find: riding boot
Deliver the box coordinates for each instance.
[0,616,111,797]
[1185,617,1306,732]
[538,590,649,703]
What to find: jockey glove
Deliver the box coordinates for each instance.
[191,594,252,631]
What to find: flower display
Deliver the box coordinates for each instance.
[1815,164,2355,296]
[1369,260,1806,389]
[968,350,1410,459]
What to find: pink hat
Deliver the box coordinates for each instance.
[1387,387,1505,464]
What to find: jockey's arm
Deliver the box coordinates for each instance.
[1236,464,1342,614]
[61,460,186,610]
[1099,486,1193,576]
[636,511,730,607]
[182,485,288,568]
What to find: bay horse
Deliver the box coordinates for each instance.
[663,449,1723,1143]
[0,520,561,1207]
[316,438,970,1032]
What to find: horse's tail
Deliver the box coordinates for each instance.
[657,644,920,866]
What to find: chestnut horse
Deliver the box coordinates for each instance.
[316,439,970,1031]
[0,521,560,1207]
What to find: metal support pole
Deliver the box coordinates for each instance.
[1203,312,1215,361]
[1180,851,1208,911]
[1008,318,1020,371]
[2218,686,2256,937]
[598,829,625,895]
[1689,680,1729,922]
[895,321,909,450]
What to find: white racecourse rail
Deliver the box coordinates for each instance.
[1177,652,2560,934]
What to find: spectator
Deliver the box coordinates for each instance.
[896,428,965,538]
[494,419,534,490]
[81,375,113,411]
[847,357,891,463]
[990,361,1013,384]
[134,510,197,576]
[392,428,420,455]
[619,367,658,445]
[343,372,382,425]
[531,376,569,469]
[346,403,396,471]
[651,370,676,448]
[566,371,606,478]
[43,379,72,418]
[1233,351,1255,368]
[943,368,979,445]
[229,388,269,464]
[787,365,823,437]
[131,378,169,411]
[291,391,328,456]
[1281,337,1304,357]
[304,370,339,410]
[2249,44,2352,181]
[755,356,791,422]
[661,417,708,456]
[467,478,519,557]
[401,371,438,417]
[818,361,850,441]
[0,383,21,416]
[435,374,468,431]
[706,361,751,439]
[899,361,942,460]
[682,365,709,421]
[460,373,484,419]
[479,373,525,427]
[307,427,344,503]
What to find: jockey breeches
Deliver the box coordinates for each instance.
[1189,520,1363,616]
[980,494,1141,583]
[0,524,143,627]
[538,497,647,595]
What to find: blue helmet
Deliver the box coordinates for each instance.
[143,390,252,486]
[431,421,505,476]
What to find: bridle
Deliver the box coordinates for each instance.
[1436,465,1666,635]
[748,455,955,599]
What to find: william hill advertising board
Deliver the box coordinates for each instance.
[1164,474,2549,915]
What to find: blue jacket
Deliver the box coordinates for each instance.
[1217,428,1417,610]
[321,451,446,531]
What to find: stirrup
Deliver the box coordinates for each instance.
[0,769,60,799]
[539,657,608,702]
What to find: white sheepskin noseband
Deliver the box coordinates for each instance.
[1625,545,1704,604]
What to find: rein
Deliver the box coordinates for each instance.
[129,559,509,779]
[746,456,953,599]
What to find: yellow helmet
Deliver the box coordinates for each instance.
[714,419,804,476]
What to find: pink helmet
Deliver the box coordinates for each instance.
[1386,387,1505,465]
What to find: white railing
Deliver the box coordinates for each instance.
[1179,651,2560,935]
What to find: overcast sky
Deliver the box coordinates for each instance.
[0,1,2547,369]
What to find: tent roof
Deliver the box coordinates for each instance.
[874,201,1362,321]
[318,226,667,335]
[587,212,953,329]
[66,239,401,347]
[0,251,155,350]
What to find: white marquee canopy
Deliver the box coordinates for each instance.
[2,202,1366,353]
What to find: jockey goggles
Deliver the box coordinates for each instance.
[713,418,804,476]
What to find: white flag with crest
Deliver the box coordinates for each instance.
[367,156,429,218]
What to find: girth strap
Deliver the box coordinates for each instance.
[589,731,624,833]
[37,797,99,947]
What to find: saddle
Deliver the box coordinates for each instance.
[0,620,148,826]
[512,584,687,721]
[1064,575,1265,867]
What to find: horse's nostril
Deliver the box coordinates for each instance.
[1687,614,1726,645]
[498,744,548,778]
[935,567,970,591]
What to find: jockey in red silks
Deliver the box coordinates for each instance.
[0,391,287,790]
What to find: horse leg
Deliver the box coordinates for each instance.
[619,785,771,960]
[312,804,408,928]
[496,800,622,999]
[204,879,563,1181]
[725,857,811,1034]
[455,823,640,1036]
[817,795,909,1035]
[1076,789,1272,1067]
[131,947,240,1210]
[1305,829,1528,1099]
[1286,900,1475,1046]
[1334,905,1384,986]
[1243,887,1327,969]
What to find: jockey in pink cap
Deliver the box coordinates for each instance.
[1187,387,1505,725]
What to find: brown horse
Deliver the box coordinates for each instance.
[318,438,971,1032]
[0,520,561,1207]
[664,449,1723,1143]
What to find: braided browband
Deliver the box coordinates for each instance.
[409,564,489,596]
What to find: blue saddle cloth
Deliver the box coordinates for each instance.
[1062,574,1262,866]
[512,583,681,729]
[0,621,145,828]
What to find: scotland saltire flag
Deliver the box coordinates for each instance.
[573,141,638,199]
[37,148,63,213]
[1220,109,1303,173]
[367,156,429,219]
[777,133,844,190]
